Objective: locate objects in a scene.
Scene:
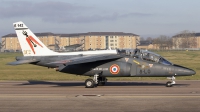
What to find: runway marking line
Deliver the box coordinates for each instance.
[0,94,200,98]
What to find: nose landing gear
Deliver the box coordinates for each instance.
[166,76,176,87]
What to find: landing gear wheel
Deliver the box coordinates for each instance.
[166,81,173,87]
[85,79,95,88]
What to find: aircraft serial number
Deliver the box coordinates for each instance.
[93,68,108,71]
[14,24,23,27]
[140,69,151,74]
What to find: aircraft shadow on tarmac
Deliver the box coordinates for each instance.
[16,80,190,87]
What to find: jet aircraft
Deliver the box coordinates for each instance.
[8,21,196,88]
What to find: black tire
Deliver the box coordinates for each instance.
[85,79,95,88]
[166,81,173,87]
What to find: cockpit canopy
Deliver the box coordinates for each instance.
[118,49,172,65]
[141,50,172,65]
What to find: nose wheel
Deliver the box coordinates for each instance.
[166,76,176,87]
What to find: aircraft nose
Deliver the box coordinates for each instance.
[174,65,196,76]
[182,68,196,76]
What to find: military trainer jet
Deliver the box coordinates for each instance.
[8,21,195,88]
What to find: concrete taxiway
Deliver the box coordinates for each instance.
[0,80,200,112]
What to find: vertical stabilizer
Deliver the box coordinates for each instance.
[13,21,57,56]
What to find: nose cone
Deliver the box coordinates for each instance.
[174,64,196,76]
[181,68,196,76]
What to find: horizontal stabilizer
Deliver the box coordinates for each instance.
[7,60,39,65]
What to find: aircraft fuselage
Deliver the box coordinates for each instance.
[16,55,195,77]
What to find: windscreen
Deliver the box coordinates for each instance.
[158,57,172,65]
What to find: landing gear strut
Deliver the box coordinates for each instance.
[85,74,107,88]
[166,76,176,87]
[98,77,107,86]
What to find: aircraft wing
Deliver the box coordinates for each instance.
[7,59,40,65]
[47,54,123,66]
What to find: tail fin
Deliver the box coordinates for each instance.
[13,21,57,56]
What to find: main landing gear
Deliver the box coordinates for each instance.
[166,76,176,87]
[85,74,107,88]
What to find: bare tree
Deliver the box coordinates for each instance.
[172,37,182,49]
[140,37,145,41]
[146,37,153,41]
[153,35,172,50]
[166,37,173,49]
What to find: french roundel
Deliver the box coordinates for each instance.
[110,64,120,74]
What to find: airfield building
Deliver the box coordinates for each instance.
[172,33,200,49]
[1,32,139,51]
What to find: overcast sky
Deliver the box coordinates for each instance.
[1,0,200,38]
